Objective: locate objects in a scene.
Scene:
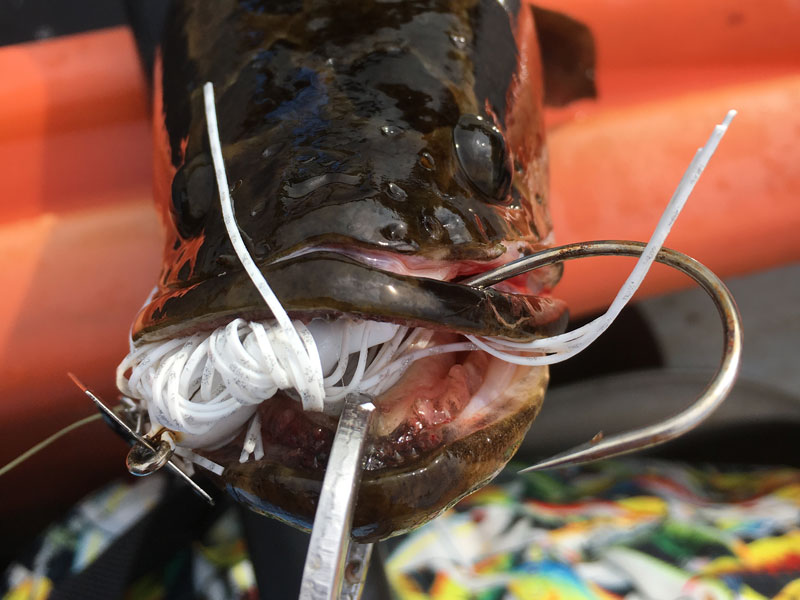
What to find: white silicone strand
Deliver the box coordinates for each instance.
[203,82,326,411]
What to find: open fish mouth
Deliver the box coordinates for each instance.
[216,346,548,541]
[118,247,567,541]
[117,0,599,542]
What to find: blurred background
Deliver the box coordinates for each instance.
[0,0,798,578]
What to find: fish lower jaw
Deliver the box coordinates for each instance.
[199,352,547,541]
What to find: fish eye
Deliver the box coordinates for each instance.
[453,114,512,203]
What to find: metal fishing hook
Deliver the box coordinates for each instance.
[68,373,215,505]
[463,240,743,471]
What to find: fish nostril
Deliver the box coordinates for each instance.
[380,124,403,136]
[422,215,444,241]
[448,32,467,50]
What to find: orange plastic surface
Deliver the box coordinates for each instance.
[534,0,800,314]
[1,3,799,547]
[0,28,157,546]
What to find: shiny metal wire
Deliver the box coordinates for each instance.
[465,240,743,471]
[299,392,376,600]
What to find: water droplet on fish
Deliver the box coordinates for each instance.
[230,179,243,193]
[418,152,436,171]
[307,17,329,31]
[381,221,409,242]
[449,33,467,49]
[216,254,238,268]
[386,182,407,200]
[380,125,402,136]
[385,45,402,56]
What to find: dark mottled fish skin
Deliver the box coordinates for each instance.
[126,0,597,541]
[160,0,536,263]
[136,0,574,340]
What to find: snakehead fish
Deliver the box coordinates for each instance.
[118,0,595,541]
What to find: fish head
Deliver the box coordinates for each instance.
[123,0,595,541]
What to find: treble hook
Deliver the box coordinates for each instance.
[464,240,743,471]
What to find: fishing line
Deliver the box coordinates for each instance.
[0,413,101,477]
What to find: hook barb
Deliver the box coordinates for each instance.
[68,373,216,505]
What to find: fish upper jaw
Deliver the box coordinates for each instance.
[132,243,567,346]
